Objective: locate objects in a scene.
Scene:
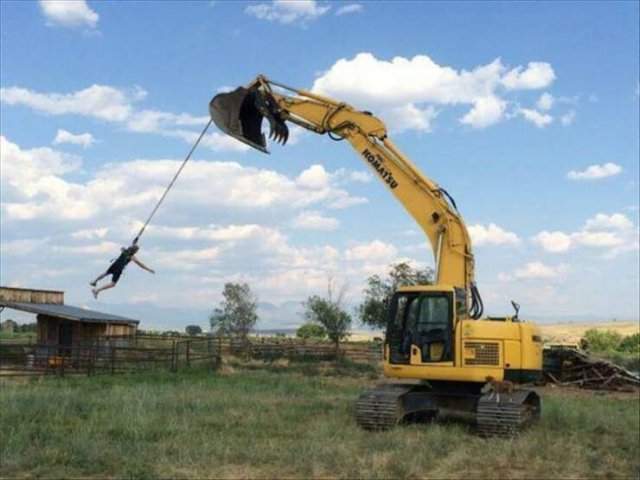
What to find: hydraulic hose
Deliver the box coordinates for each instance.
[469,282,484,319]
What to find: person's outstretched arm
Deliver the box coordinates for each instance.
[132,256,155,274]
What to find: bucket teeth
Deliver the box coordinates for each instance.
[269,121,289,145]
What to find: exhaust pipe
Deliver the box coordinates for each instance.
[209,86,289,154]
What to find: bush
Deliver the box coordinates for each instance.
[296,323,327,340]
[619,333,640,354]
[582,329,623,352]
[581,330,640,372]
[185,325,202,336]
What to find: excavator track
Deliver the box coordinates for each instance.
[355,385,541,436]
[476,390,541,437]
[355,385,412,430]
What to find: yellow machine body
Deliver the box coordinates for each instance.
[383,286,543,383]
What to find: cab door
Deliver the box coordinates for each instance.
[409,293,454,365]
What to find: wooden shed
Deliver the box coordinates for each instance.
[0,286,138,347]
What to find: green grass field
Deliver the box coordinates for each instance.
[1,361,638,479]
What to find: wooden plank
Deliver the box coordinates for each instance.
[0,286,64,305]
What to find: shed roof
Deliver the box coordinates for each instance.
[0,301,139,325]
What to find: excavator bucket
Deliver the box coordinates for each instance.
[209,87,289,154]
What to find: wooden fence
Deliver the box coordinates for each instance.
[0,335,220,377]
[225,337,383,363]
[0,334,382,377]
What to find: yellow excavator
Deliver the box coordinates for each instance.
[210,75,543,436]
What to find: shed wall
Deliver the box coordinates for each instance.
[106,323,137,336]
[37,315,111,345]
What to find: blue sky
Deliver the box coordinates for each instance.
[1,1,638,330]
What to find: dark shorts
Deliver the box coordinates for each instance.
[107,263,125,284]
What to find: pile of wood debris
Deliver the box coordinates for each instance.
[543,346,640,392]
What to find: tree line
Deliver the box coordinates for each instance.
[193,262,433,351]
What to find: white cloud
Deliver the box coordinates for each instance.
[53,129,95,148]
[536,92,554,111]
[560,110,576,126]
[0,137,367,223]
[125,110,208,133]
[292,211,339,231]
[71,228,109,240]
[532,213,637,258]
[501,62,556,90]
[335,3,363,16]
[333,168,371,184]
[54,241,121,256]
[146,224,281,243]
[39,0,99,29]
[345,240,397,262]
[152,247,222,271]
[468,223,520,246]
[567,163,622,180]
[571,231,624,248]
[0,135,93,220]
[312,53,555,131]
[0,84,244,152]
[584,213,634,231]
[460,96,506,129]
[170,129,250,153]
[532,231,572,253]
[296,164,330,189]
[519,108,553,128]
[387,103,438,132]
[0,238,50,256]
[0,84,140,122]
[513,261,567,280]
[245,0,330,25]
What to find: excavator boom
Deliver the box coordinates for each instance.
[210,76,482,319]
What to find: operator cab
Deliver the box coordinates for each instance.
[386,286,458,365]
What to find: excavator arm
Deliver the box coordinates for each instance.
[210,76,483,319]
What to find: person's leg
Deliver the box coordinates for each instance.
[90,272,109,287]
[92,282,116,299]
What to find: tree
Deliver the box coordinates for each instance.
[582,329,623,352]
[357,262,434,330]
[296,323,327,340]
[185,325,202,336]
[303,280,351,351]
[209,283,258,341]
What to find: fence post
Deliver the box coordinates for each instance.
[186,340,191,368]
[111,342,115,375]
[171,340,177,372]
[87,345,93,377]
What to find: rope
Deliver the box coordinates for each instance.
[132,119,212,245]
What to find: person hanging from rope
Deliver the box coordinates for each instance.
[87,120,212,299]
[89,244,154,299]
